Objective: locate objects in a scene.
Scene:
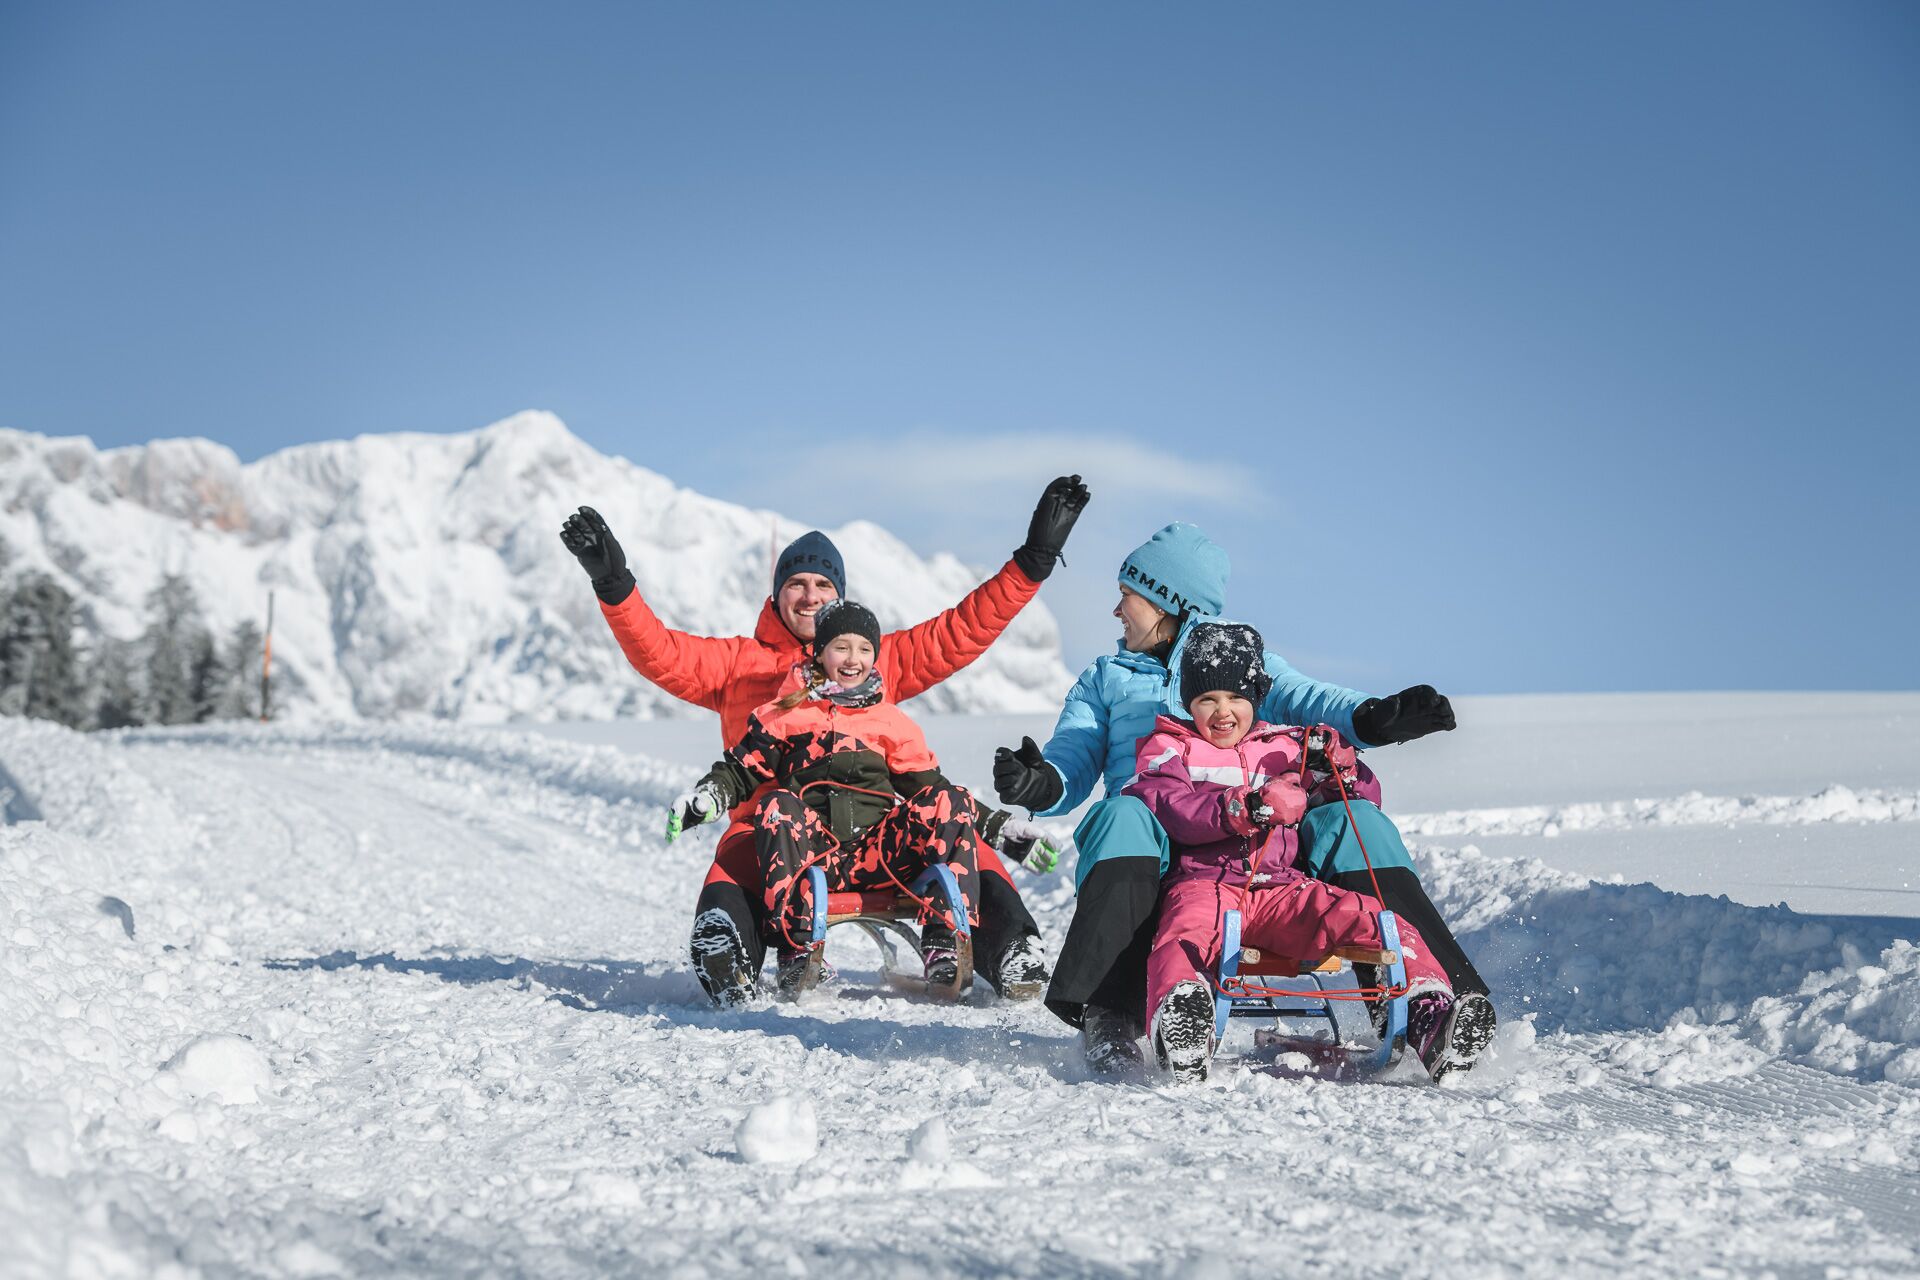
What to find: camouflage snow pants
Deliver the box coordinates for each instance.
[753,784,982,951]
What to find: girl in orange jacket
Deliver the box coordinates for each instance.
[669,600,986,998]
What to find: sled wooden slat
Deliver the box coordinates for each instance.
[823,890,914,923]
[1238,945,1399,977]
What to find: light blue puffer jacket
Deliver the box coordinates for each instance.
[1034,615,1372,819]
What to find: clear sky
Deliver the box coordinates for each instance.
[3,1,1915,694]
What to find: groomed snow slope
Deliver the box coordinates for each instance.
[4,701,1919,1278]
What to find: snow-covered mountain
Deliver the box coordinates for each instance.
[0,412,1072,721]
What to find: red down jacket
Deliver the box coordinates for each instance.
[598,560,1042,889]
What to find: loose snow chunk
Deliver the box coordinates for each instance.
[735,1095,818,1164]
[898,1116,996,1190]
[908,1116,952,1163]
[159,1034,273,1104]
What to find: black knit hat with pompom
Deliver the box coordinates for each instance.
[1180,621,1271,710]
[810,599,881,657]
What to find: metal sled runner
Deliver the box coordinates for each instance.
[1213,907,1409,1077]
[799,863,974,1000]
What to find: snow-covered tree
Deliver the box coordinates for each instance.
[141,574,213,726]
[217,620,264,720]
[0,571,87,726]
[88,636,142,730]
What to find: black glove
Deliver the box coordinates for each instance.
[1352,684,1456,746]
[1011,475,1091,582]
[559,506,637,605]
[992,735,1063,812]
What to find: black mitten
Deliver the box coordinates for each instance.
[1012,475,1091,582]
[1352,684,1456,746]
[992,735,1064,812]
[559,506,637,605]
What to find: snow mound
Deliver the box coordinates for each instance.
[158,1033,273,1104]
[1740,941,1920,1084]
[1400,784,1920,838]
[1409,840,1920,1090]
[735,1095,819,1164]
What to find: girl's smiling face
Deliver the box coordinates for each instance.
[1189,690,1255,748]
[817,632,876,686]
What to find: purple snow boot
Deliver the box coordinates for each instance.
[1407,989,1496,1082]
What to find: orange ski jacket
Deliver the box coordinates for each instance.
[598,559,1041,817]
[699,696,949,845]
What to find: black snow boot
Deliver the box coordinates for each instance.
[1082,1003,1147,1077]
[775,946,827,1000]
[689,883,766,1009]
[690,908,756,1009]
[986,933,1050,1001]
[920,920,961,991]
[973,872,1044,1000]
[1409,990,1497,1082]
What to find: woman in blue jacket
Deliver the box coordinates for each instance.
[992,523,1487,1072]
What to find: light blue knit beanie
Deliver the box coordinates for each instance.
[1117,523,1229,618]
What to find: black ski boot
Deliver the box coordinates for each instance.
[690,907,756,1009]
[986,933,1049,1001]
[775,945,827,1001]
[1082,1003,1147,1077]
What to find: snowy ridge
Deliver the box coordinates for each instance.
[1400,784,1920,838]
[4,716,1920,1276]
[0,414,1072,722]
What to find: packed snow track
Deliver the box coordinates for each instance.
[4,715,1919,1278]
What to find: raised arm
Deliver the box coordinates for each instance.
[561,505,743,711]
[885,475,1089,701]
[886,559,1043,701]
[600,589,748,711]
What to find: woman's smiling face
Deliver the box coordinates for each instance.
[1114,587,1170,653]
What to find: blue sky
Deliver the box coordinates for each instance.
[3,2,1915,693]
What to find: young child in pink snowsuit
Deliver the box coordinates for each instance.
[1123,621,1491,1083]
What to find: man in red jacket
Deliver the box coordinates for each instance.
[560,476,1088,1005]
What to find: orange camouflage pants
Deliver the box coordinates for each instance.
[754,784,982,952]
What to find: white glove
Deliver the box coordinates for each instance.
[996,816,1061,874]
[666,782,725,842]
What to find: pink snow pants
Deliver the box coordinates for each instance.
[1145,876,1451,1022]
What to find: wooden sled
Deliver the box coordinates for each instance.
[1212,907,1410,1078]
[792,863,974,1001]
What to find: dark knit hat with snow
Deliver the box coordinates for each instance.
[1180,621,1272,711]
[774,531,846,598]
[810,599,881,657]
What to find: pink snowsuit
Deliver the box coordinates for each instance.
[1122,715,1452,1021]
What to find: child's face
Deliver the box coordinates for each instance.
[1189,691,1255,748]
[817,633,876,686]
